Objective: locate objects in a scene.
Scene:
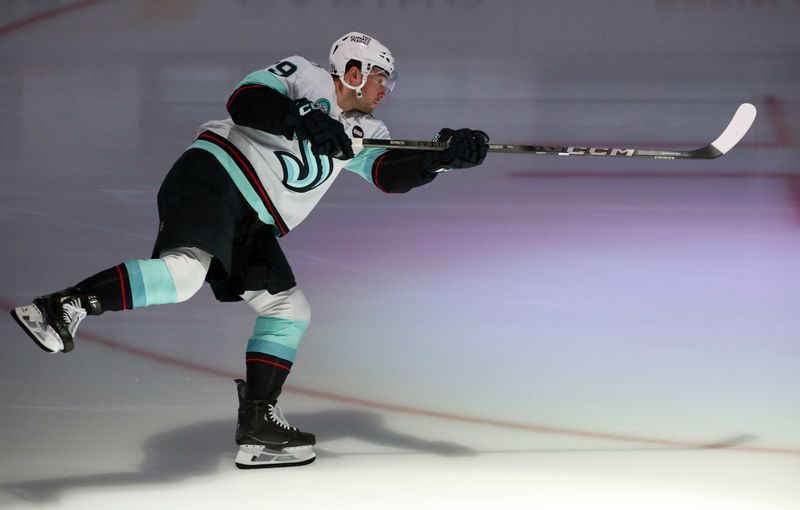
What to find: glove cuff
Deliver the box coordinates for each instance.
[285,99,313,131]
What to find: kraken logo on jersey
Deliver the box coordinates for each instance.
[275,140,333,193]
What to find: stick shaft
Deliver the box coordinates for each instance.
[352,139,718,159]
[350,103,756,161]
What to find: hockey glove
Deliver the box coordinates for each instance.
[430,128,490,172]
[286,98,354,159]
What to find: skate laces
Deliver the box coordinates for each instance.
[62,298,87,337]
[268,404,295,431]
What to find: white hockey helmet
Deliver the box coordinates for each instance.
[329,32,396,97]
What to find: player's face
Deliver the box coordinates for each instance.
[352,67,389,113]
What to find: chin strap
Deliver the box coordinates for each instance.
[338,62,376,98]
[339,76,367,98]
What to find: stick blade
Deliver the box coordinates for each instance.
[709,103,757,155]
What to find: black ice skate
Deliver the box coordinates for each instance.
[234,379,316,469]
[10,287,100,353]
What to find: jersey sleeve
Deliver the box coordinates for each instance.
[342,119,390,185]
[225,56,318,136]
[344,119,438,193]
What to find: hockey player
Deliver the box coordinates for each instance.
[10,32,489,468]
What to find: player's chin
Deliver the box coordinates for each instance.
[357,103,378,114]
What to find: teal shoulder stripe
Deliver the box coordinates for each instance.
[188,140,277,229]
[238,70,288,96]
[344,147,389,184]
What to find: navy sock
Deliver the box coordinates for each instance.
[75,264,132,313]
[245,351,293,400]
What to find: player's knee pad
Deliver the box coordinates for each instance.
[160,247,212,303]
[244,287,310,362]
[241,286,311,322]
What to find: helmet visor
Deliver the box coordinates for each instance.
[368,68,397,93]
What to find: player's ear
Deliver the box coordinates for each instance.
[345,66,361,87]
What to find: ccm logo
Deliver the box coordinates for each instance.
[567,147,635,156]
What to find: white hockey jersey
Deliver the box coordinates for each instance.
[189,56,390,236]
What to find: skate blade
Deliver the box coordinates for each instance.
[235,444,316,469]
[10,305,63,353]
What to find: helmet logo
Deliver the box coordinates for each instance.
[348,34,372,45]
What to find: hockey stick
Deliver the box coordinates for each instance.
[352,103,757,160]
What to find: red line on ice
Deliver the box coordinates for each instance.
[1,295,798,457]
